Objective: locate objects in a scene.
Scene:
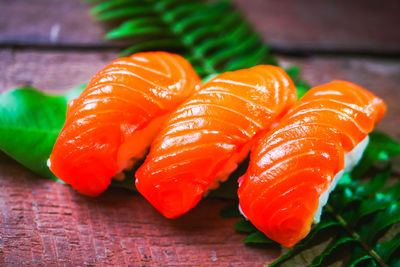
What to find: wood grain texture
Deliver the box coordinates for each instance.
[234,0,400,53]
[0,0,107,46]
[0,50,399,265]
[1,0,399,265]
[0,50,117,93]
[0,158,279,266]
[1,0,399,53]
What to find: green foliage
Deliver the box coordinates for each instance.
[88,0,277,77]
[0,0,398,264]
[285,65,311,99]
[225,131,400,266]
[0,86,84,180]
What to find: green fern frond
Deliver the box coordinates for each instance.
[88,0,274,78]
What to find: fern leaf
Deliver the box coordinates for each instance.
[347,254,373,267]
[268,219,340,266]
[375,232,400,262]
[243,231,275,244]
[355,165,391,196]
[155,0,202,11]
[362,203,400,245]
[95,6,154,21]
[219,203,241,218]
[88,0,275,77]
[106,26,171,39]
[234,219,257,233]
[351,132,400,179]
[90,0,143,15]
[310,235,356,267]
[119,39,184,56]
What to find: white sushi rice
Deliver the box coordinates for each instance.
[313,135,369,222]
[239,135,370,223]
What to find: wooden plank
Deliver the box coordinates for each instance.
[0,159,279,266]
[235,0,400,53]
[1,0,399,53]
[0,0,107,46]
[0,50,399,265]
[0,50,117,93]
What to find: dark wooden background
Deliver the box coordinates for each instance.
[0,0,399,265]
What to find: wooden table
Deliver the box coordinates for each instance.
[0,0,399,265]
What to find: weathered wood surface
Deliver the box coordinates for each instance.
[0,0,106,46]
[235,0,400,53]
[0,50,399,265]
[0,157,280,266]
[1,0,400,265]
[0,50,117,93]
[1,0,400,53]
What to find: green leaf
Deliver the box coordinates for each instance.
[95,6,154,21]
[285,65,301,80]
[269,220,340,266]
[0,85,84,179]
[208,156,249,199]
[355,165,391,196]
[105,26,171,39]
[375,232,400,262]
[207,174,238,199]
[351,131,400,179]
[234,219,257,233]
[364,203,400,244]
[347,255,373,267]
[91,0,279,77]
[243,231,275,244]
[90,0,144,15]
[285,65,311,98]
[310,236,356,266]
[354,180,400,224]
[119,39,185,57]
[219,203,241,218]
[296,82,311,99]
[369,132,400,160]
[172,2,232,33]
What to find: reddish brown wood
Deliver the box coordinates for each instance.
[0,0,107,46]
[0,158,279,266]
[0,50,117,93]
[1,0,400,264]
[1,0,399,52]
[234,0,400,53]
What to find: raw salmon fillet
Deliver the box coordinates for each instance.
[136,65,297,218]
[238,80,386,247]
[49,52,201,196]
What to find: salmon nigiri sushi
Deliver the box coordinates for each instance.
[135,65,297,218]
[49,52,201,196]
[238,80,386,247]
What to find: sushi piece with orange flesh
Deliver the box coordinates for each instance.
[135,65,297,218]
[238,80,386,248]
[49,52,201,196]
